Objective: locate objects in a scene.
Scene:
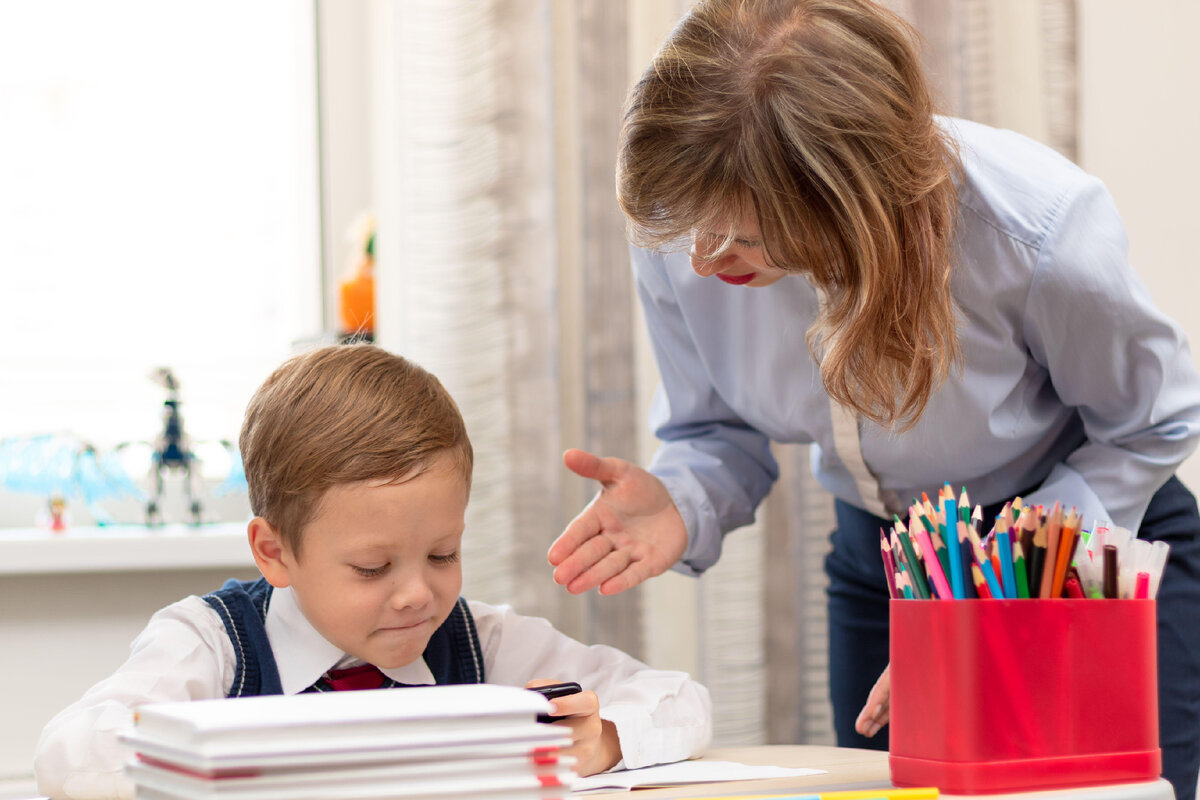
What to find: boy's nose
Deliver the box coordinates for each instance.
[389,574,434,611]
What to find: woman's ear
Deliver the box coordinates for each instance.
[248,517,292,588]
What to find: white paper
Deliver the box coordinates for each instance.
[572,759,826,793]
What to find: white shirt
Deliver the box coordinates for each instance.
[35,588,712,800]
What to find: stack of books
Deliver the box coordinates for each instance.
[119,684,575,799]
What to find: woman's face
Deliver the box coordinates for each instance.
[689,216,789,287]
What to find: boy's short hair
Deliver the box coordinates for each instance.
[239,344,473,555]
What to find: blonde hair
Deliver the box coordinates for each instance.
[618,0,962,429]
[239,344,473,555]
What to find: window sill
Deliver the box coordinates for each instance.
[0,523,253,576]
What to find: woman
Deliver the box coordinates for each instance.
[546,1,1200,796]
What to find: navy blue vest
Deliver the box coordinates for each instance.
[202,578,484,697]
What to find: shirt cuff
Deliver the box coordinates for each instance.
[599,702,689,771]
[1021,462,1112,532]
[657,475,719,576]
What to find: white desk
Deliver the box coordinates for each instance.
[581,746,1175,800]
[0,746,1175,800]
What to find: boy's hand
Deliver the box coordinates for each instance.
[855,664,890,738]
[526,679,620,776]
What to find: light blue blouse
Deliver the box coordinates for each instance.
[635,117,1200,575]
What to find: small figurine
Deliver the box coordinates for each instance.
[47,492,68,532]
[146,367,203,525]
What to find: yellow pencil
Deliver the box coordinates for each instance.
[688,789,939,800]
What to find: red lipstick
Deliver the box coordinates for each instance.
[717,272,755,286]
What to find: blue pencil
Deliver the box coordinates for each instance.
[979,555,1004,598]
[997,530,1018,599]
[945,516,966,600]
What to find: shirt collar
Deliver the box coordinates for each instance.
[264,586,436,694]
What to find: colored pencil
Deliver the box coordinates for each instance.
[957,520,978,598]
[1013,539,1030,598]
[944,512,966,600]
[880,530,899,600]
[1029,510,1048,593]
[1050,507,1080,598]
[970,504,984,542]
[997,530,1018,599]
[988,537,1003,594]
[890,530,910,579]
[966,520,1004,597]
[896,529,930,599]
[1038,502,1063,598]
[994,501,1014,538]
[978,555,1004,598]
[929,525,954,597]
[970,562,992,598]
[921,492,937,526]
[1017,505,1037,566]
[911,515,951,600]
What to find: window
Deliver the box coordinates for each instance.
[0,0,322,526]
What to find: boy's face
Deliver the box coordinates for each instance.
[271,456,467,669]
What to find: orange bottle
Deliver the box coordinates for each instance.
[338,216,375,340]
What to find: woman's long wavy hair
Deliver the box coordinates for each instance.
[618,0,962,430]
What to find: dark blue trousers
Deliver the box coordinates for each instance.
[825,475,1200,800]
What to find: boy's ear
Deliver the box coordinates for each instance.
[248,517,292,588]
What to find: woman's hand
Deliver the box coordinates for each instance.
[526,679,620,776]
[547,448,688,595]
[855,665,890,738]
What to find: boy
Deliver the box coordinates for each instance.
[35,345,712,799]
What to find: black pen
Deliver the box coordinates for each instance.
[529,681,582,723]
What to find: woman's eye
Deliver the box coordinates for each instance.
[430,551,460,565]
[352,564,388,578]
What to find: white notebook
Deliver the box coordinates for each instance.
[126,753,576,800]
[120,727,570,774]
[122,685,555,762]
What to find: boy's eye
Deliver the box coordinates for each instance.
[352,564,388,578]
[430,551,460,565]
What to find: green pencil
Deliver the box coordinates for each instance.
[896,529,931,599]
[1013,539,1030,599]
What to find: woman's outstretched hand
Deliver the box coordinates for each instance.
[855,665,890,738]
[547,448,688,595]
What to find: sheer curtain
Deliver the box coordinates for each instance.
[370,0,1077,747]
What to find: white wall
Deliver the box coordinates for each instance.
[1077,0,1200,492]
[1,566,259,786]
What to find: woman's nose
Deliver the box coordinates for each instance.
[690,248,734,277]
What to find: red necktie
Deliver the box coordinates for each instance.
[323,664,388,691]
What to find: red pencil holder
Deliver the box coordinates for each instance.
[889,599,1160,794]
